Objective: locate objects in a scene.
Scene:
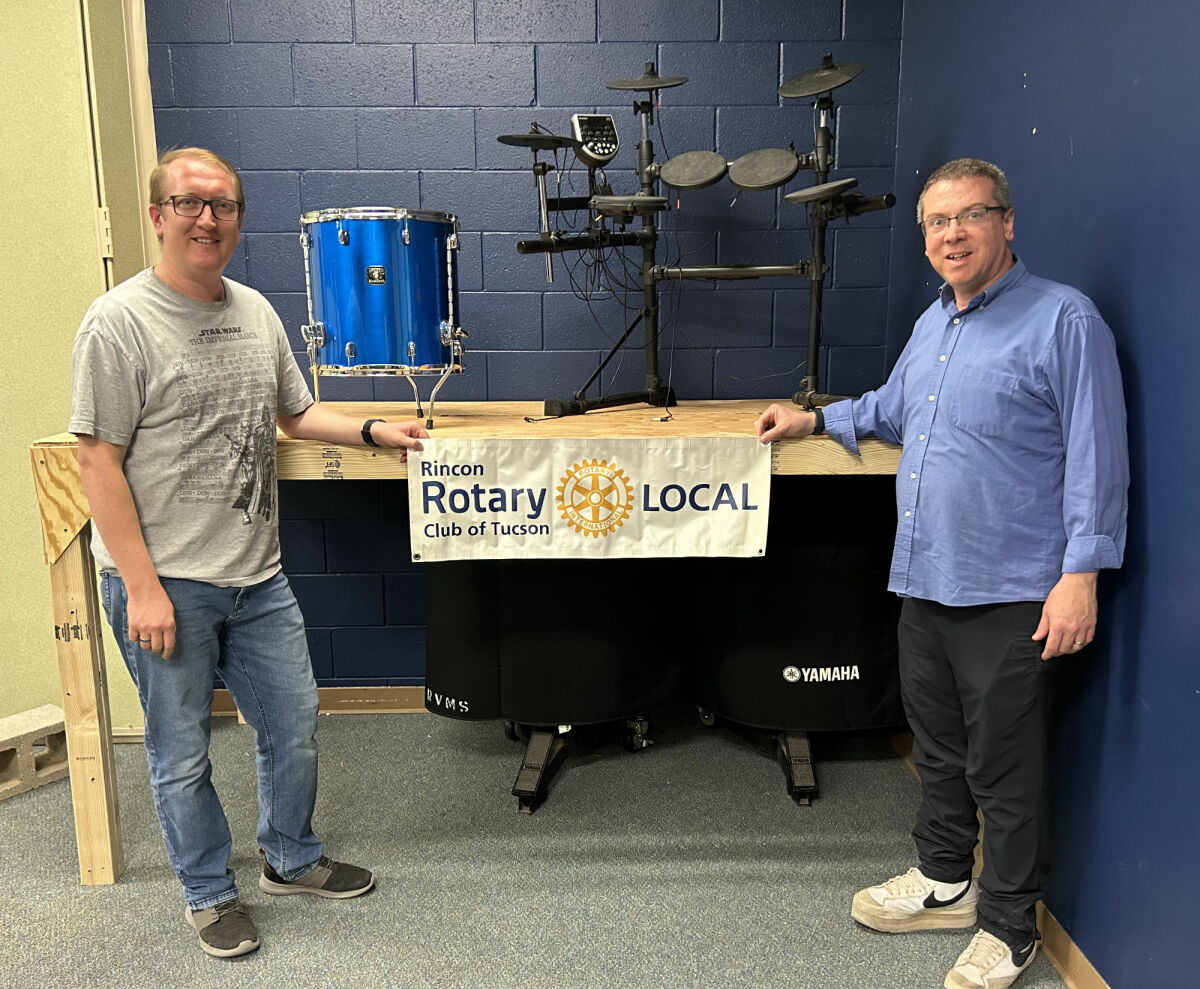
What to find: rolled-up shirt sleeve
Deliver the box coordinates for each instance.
[1052,311,1129,573]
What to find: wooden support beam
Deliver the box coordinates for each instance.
[30,439,90,565]
[48,525,123,885]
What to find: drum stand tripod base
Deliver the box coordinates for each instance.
[544,386,676,418]
[508,717,653,813]
[510,727,568,814]
[539,305,675,418]
[777,731,819,804]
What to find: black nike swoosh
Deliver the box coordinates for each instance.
[922,883,970,909]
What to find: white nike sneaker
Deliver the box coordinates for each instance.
[851,866,978,932]
[944,929,1036,989]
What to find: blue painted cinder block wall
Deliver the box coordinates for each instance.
[891,3,1198,987]
[144,0,903,684]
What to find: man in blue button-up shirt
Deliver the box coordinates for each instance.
[757,158,1128,989]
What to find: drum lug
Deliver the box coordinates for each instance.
[338,227,349,246]
[402,219,410,245]
[301,322,325,348]
[299,231,310,249]
[447,232,459,250]
[439,320,453,346]
[345,342,357,361]
[407,340,417,360]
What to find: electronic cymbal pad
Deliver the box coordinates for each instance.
[779,54,865,98]
[606,61,688,91]
[784,177,858,204]
[497,131,583,150]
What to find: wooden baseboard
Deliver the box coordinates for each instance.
[1039,904,1110,989]
[211,686,427,716]
[114,687,427,741]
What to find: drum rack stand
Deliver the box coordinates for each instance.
[517,92,678,418]
[515,72,894,418]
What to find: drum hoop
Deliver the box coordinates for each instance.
[301,206,458,226]
[313,364,464,377]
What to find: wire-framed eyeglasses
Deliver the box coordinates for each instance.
[919,204,1007,237]
[159,195,243,221]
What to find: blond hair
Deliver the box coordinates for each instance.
[149,147,243,206]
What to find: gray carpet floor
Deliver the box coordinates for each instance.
[0,710,1066,988]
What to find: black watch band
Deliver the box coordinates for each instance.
[811,408,825,436]
[361,418,385,447]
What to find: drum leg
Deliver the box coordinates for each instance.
[402,375,424,420]
[424,365,456,430]
[511,727,569,814]
[777,731,818,805]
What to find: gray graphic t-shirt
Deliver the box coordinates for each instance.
[69,268,313,585]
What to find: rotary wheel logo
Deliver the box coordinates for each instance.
[557,458,634,537]
[783,666,801,683]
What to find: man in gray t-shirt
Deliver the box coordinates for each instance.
[69,147,427,959]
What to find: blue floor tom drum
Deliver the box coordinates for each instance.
[300,207,464,380]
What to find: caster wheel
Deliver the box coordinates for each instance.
[622,717,652,752]
[698,708,716,727]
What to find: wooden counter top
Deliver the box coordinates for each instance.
[287,399,900,479]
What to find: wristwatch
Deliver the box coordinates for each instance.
[361,418,385,447]
[811,408,825,436]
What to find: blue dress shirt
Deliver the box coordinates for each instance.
[823,258,1129,606]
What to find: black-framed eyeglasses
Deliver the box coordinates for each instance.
[919,204,1007,236]
[159,195,243,221]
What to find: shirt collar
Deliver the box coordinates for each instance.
[938,254,1026,314]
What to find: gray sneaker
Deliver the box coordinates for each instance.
[185,898,260,958]
[259,855,375,898]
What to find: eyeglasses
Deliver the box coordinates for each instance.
[159,195,243,221]
[919,204,1007,236]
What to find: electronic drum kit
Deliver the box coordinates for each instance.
[495,54,894,413]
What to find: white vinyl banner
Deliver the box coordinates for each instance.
[407,436,771,561]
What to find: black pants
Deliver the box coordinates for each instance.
[899,597,1050,950]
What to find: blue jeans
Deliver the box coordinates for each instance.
[101,570,324,909]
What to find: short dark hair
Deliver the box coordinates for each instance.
[916,158,1012,223]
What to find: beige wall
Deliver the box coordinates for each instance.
[1,1,148,730]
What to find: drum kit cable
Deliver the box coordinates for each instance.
[498,54,895,415]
